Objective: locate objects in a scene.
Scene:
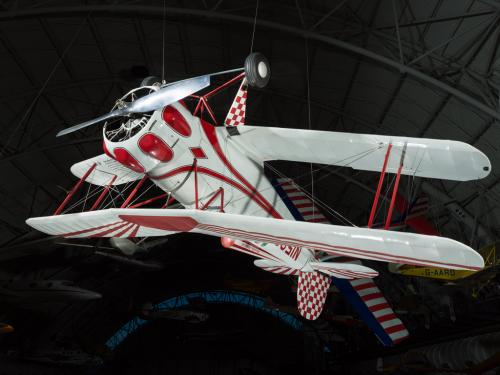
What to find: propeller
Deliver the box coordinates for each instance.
[56,75,211,137]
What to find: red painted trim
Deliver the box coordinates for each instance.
[200,120,283,219]
[128,224,140,237]
[113,223,136,238]
[377,314,398,323]
[162,105,192,137]
[62,221,123,237]
[114,148,145,173]
[361,292,383,301]
[120,215,199,232]
[138,133,174,162]
[370,302,390,312]
[385,324,406,334]
[90,221,131,238]
[189,146,207,159]
[150,165,281,217]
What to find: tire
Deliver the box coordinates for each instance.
[244,52,271,88]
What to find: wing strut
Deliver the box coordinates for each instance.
[367,143,392,228]
[384,142,407,230]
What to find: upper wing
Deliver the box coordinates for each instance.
[71,154,144,186]
[222,126,490,181]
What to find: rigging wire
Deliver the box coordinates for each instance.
[304,38,315,220]
[249,0,260,53]
[161,0,167,83]
[260,146,384,227]
[1,12,91,156]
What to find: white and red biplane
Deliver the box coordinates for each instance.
[26,54,490,346]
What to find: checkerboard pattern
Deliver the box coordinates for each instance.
[297,271,331,320]
[224,79,247,127]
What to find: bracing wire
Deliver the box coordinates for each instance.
[161,0,167,83]
[1,13,91,156]
[304,38,315,219]
[250,0,260,53]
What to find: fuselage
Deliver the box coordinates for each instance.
[102,102,314,269]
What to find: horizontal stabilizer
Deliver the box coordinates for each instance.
[26,209,484,272]
[254,259,299,275]
[224,126,491,181]
[310,261,379,279]
[71,154,144,186]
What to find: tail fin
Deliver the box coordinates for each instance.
[310,261,379,279]
[297,271,331,320]
[224,78,247,126]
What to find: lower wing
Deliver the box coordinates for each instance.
[26,208,483,271]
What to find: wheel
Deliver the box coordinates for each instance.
[244,52,271,88]
[140,76,161,87]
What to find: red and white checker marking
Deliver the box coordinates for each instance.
[276,178,329,223]
[350,278,409,343]
[297,271,331,320]
[224,79,247,127]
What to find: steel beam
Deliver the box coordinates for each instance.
[0,5,499,121]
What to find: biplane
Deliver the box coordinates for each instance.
[26,53,490,346]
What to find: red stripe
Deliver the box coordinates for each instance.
[385,324,407,334]
[361,292,383,301]
[353,283,374,291]
[242,241,282,262]
[369,302,390,312]
[114,223,135,238]
[392,336,409,344]
[91,221,130,237]
[62,221,122,237]
[377,313,397,323]
[307,217,329,223]
[128,224,140,238]
[290,195,308,201]
[151,165,280,219]
[201,121,282,219]
[232,244,273,260]
[294,203,314,209]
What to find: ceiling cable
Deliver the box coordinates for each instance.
[161,0,167,83]
[304,38,315,219]
[1,13,90,156]
[249,0,260,53]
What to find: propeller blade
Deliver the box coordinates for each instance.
[125,75,210,113]
[56,75,210,137]
[56,111,124,137]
